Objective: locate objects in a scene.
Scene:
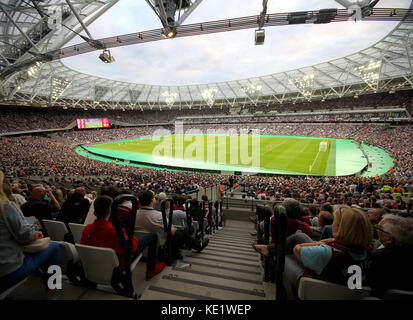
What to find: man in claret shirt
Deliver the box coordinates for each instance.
[81,195,165,280]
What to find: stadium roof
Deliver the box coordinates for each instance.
[1,0,413,110]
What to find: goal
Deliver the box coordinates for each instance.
[319,141,328,152]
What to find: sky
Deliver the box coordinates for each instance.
[62,0,411,86]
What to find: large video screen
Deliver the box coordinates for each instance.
[77,118,110,129]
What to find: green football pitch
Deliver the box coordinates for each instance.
[78,134,368,176]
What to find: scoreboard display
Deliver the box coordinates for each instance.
[77,118,110,129]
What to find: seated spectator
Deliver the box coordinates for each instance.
[174,196,186,211]
[154,192,167,211]
[135,191,208,261]
[83,184,119,225]
[80,195,165,280]
[52,188,65,207]
[0,171,60,296]
[9,183,26,208]
[368,208,385,226]
[311,211,334,240]
[57,187,90,225]
[308,205,320,227]
[302,205,319,224]
[2,183,16,204]
[368,208,385,240]
[367,214,413,298]
[260,198,312,244]
[85,191,97,203]
[320,203,333,214]
[171,197,188,229]
[20,186,60,231]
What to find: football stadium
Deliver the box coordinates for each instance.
[0,0,413,308]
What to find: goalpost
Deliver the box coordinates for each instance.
[319,141,328,152]
[309,140,328,172]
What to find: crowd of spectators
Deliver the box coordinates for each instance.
[0,90,412,134]
[252,199,413,299]
[0,123,411,213]
[180,110,410,125]
[0,112,412,300]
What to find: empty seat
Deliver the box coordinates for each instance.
[53,241,79,274]
[298,277,371,300]
[68,223,86,244]
[75,244,120,285]
[75,244,141,288]
[42,220,68,241]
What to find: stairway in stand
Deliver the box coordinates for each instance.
[141,220,267,300]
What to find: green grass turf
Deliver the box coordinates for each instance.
[84,134,337,176]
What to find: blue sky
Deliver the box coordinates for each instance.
[63,0,410,86]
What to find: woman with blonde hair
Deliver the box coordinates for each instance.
[0,171,60,297]
[295,205,373,281]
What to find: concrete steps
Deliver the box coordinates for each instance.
[141,220,267,300]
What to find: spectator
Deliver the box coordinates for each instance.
[368,208,386,240]
[311,211,333,240]
[80,195,165,280]
[154,192,167,211]
[84,184,119,225]
[57,187,90,225]
[260,198,312,244]
[135,191,208,261]
[10,184,26,207]
[255,205,373,299]
[0,171,60,296]
[20,187,57,231]
[367,214,413,298]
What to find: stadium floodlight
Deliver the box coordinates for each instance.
[161,27,177,39]
[289,73,317,99]
[354,60,382,87]
[99,50,115,63]
[162,91,178,106]
[255,0,268,45]
[25,61,43,79]
[242,84,263,104]
[242,84,263,96]
[51,77,70,101]
[255,29,265,45]
[201,88,218,107]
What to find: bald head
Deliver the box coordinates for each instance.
[368,208,385,224]
[31,187,46,200]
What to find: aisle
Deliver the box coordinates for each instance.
[141,220,266,300]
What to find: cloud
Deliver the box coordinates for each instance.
[63,0,411,85]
